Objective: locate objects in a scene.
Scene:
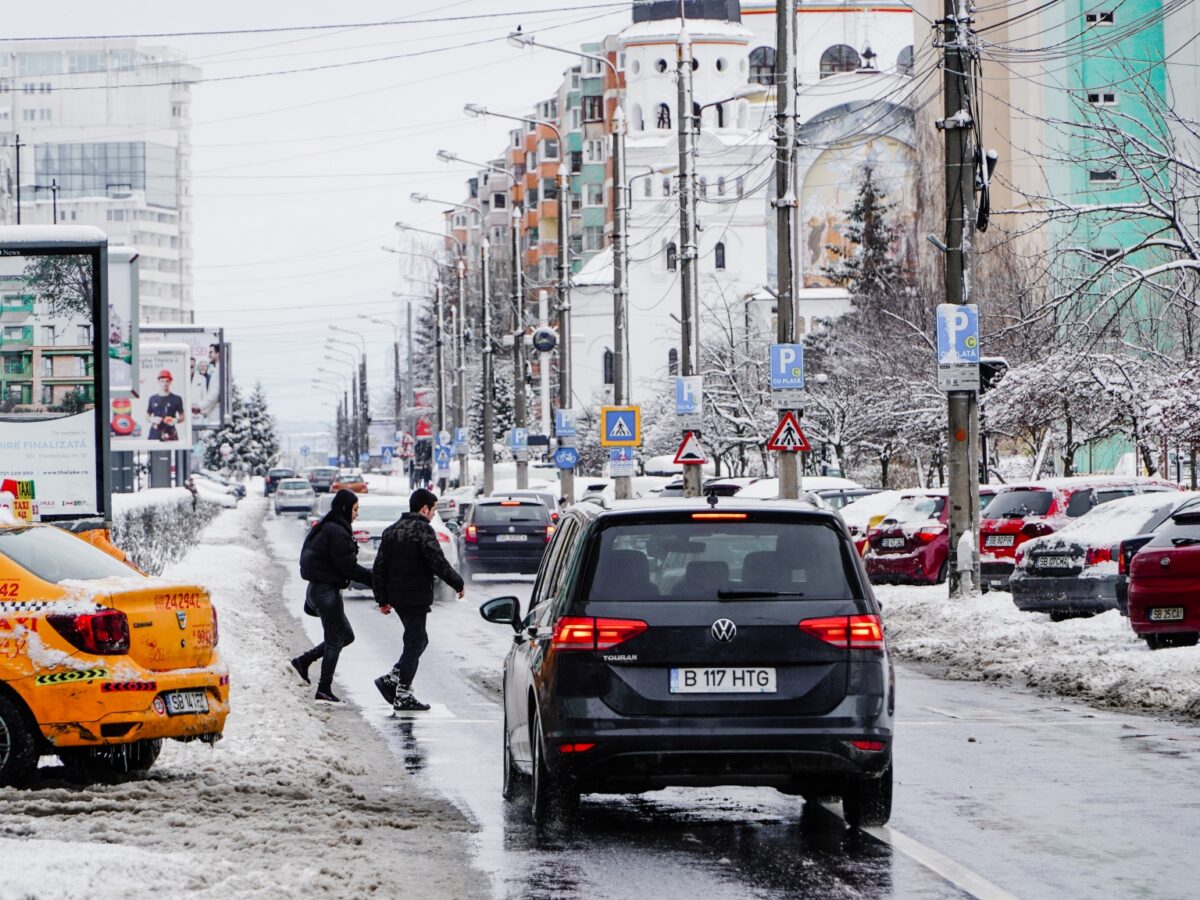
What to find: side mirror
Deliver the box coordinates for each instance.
[444,520,460,534]
[479,595,522,633]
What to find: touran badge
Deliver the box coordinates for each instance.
[711,618,737,643]
[176,611,188,630]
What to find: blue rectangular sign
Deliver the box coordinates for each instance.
[555,409,576,438]
[675,376,702,415]
[509,427,528,450]
[769,344,805,391]
[936,304,980,366]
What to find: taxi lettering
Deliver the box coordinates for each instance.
[0,581,20,598]
[154,591,204,611]
[0,636,27,659]
[0,616,37,632]
[192,627,215,648]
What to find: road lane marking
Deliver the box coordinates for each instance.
[923,706,963,719]
[392,703,457,719]
[859,823,1018,900]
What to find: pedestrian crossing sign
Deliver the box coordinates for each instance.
[600,405,641,447]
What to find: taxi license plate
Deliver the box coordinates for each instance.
[165,691,210,716]
[1038,556,1073,568]
[496,534,527,542]
[881,537,905,549]
[986,534,1015,547]
[669,667,777,693]
[1150,607,1185,622]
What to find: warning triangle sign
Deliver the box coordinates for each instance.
[674,431,707,465]
[609,417,632,438]
[767,412,811,452]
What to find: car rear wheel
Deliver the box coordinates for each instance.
[0,695,38,787]
[59,739,163,778]
[530,709,577,826]
[842,763,893,827]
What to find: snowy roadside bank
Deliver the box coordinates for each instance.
[0,497,485,900]
[879,584,1200,719]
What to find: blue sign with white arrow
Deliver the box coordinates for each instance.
[553,446,579,470]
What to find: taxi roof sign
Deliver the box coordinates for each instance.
[600,406,641,447]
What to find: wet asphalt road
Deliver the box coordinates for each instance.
[266,512,1200,899]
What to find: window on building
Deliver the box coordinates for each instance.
[41,325,55,345]
[586,183,604,206]
[526,150,538,170]
[736,176,745,197]
[631,103,644,131]
[570,151,583,175]
[643,177,653,198]
[583,95,604,121]
[492,193,507,209]
[584,139,605,164]
[617,52,626,71]
[541,138,560,160]
[571,71,580,90]
[715,103,725,128]
[583,225,604,251]
[655,58,669,73]
[570,108,582,130]
[668,348,679,376]
[717,176,726,196]
[541,177,559,200]
[527,187,539,205]
[662,176,672,197]
[666,242,677,271]
[897,45,914,75]
[68,52,104,74]
[715,242,726,270]
[657,102,672,130]
[820,45,861,78]
[1089,169,1118,182]
[698,175,707,198]
[584,57,603,76]
[749,46,775,86]
[1087,91,1117,106]
[570,192,583,213]
[1091,246,1121,259]
[511,130,523,149]
[1085,11,1115,25]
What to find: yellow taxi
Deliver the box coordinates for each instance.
[0,522,229,785]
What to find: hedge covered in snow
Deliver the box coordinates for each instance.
[111,488,223,575]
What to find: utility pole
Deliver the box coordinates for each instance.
[455,258,469,485]
[434,279,446,434]
[392,340,400,448]
[612,106,632,501]
[358,357,369,467]
[511,204,529,490]
[941,0,980,595]
[350,377,360,462]
[556,162,574,504]
[676,23,702,499]
[14,135,23,224]
[481,238,496,495]
[774,0,801,500]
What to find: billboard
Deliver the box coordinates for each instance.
[137,324,228,428]
[368,418,395,456]
[109,343,192,451]
[107,247,139,391]
[0,226,111,521]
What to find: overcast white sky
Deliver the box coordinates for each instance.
[7,1,635,438]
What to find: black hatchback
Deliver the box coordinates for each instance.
[480,498,894,827]
[460,497,554,577]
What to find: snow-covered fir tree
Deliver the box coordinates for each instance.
[201,382,278,474]
[244,382,280,473]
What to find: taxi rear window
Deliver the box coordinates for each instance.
[0,527,136,583]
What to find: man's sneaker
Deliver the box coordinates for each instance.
[314,689,342,703]
[374,672,400,705]
[290,657,311,685]
[392,687,430,712]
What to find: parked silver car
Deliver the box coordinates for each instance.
[274,478,316,516]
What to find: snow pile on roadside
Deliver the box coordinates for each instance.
[879,584,1200,718]
[110,488,221,574]
[0,497,482,900]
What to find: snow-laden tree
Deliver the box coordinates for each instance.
[202,383,250,473]
[244,382,280,473]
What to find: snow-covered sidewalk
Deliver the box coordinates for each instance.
[879,583,1200,719]
[0,498,484,900]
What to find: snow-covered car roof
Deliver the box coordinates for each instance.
[1026,492,1197,551]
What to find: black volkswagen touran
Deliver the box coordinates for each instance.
[480,497,894,827]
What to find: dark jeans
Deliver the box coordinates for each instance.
[298,583,355,691]
[393,612,429,687]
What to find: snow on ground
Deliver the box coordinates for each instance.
[0,496,484,900]
[879,583,1200,719]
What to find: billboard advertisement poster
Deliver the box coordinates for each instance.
[110,343,192,451]
[368,418,395,456]
[107,247,139,391]
[137,324,227,428]
[0,226,111,520]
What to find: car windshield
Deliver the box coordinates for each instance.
[308,468,337,477]
[986,489,1053,519]
[475,504,549,525]
[278,480,312,491]
[356,504,407,522]
[584,517,862,603]
[269,469,294,478]
[0,526,137,583]
[885,496,945,523]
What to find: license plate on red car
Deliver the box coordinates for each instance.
[880,537,904,549]
[1150,607,1185,622]
[986,534,1015,547]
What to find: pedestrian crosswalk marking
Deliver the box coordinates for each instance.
[609,418,631,438]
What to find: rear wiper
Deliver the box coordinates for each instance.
[716,589,806,600]
[1171,537,1200,547]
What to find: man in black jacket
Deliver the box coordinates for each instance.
[372,488,465,711]
[292,488,375,702]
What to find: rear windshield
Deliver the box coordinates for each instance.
[885,496,945,524]
[584,517,862,602]
[308,468,337,477]
[0,526,136,584]
[1149,513,1200,548]
[986,489,1052,519]
[269,468,294,478]
[278,480,312,491]
[356,504,407,522]
[475,504,549,525]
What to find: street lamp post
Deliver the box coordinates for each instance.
[331,326,369,467]
[676,26,702,499]
[359,313,401,459]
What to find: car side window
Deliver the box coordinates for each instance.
[1065,490,1096,517]
[530,517,578,608]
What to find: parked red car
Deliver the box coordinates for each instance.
[1127,502,1200,649]
[979,477,1180,592]
[865,490,950,584]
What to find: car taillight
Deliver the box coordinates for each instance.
[1021,522,1054,538]
[849,740,886,752]
[551,616,647,650]
[47,608,131,655]
[464,524,477,543]
[1118,543,1130,575]
[558,743,595,754]
[212,606,220,647]
[551,512,559,523]
[798,614,885,650]
[1015,546,1026,565]
[545,524,555,542]
[353,530,371,543]
[1085,546,1112,567]
[916,525,945,543]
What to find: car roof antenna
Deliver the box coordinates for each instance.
[706,491,718,508]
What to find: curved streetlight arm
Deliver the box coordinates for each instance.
[507,31,618,82]
[411,193,485,226]
[463,104,563,145]
[326,336,362,360]
[358,314,399,340]
[437,150,516,184]
[393,222,463,256]
[329,325,366,351]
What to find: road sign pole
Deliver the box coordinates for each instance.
[774,0,800,501]
[511,205,529,491]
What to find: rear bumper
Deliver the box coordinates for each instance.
[1128,588,1200,635]
[865,547,943,584]
[1010,574,1118,613]
[24,656,231,748]
[981,560,1015,590]
[545,699,891,791]
[275,501,314,512]
[463,548,545,572]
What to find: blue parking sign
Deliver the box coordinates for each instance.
[769,344,805,391]
[555,409,576,437]
[936,304,980,391]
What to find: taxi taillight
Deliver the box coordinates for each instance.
[212,606,220,647]
[47,608,131,655]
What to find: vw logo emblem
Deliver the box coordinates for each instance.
[711,618,737,643]
[508,525,515,533]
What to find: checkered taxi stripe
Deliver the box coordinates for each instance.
[0,601,57,613]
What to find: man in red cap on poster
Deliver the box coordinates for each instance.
[146,368,185,442]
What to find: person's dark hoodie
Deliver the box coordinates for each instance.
[300,489,372,588]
